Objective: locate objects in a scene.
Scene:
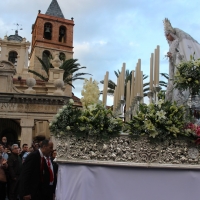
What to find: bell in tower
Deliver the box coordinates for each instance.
[59,26,66,43]
[43,23,52,40]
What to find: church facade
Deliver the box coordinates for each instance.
[0,0,80,147]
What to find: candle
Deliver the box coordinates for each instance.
[150,53,153,90]
[117,77,120,105]
[135,64,138,96]
[113,88,116,111]
[126,80,130,111]
[130,70,135,104]
[138,59,141,96]
[154,48,157,86]
[121,63,126,97]
[141,71,144,103]
[126,80,130,121]
[156,45,160,86]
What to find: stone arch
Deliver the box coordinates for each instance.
[43,22,53,40]
[59,26,66,43]
[0,119,21,146]
[8,51,18,64]
[59,52,66,61]
[42,50,52,67]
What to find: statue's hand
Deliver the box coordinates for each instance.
[167,52,172,58]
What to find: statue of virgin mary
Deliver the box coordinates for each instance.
[164,18,200,105]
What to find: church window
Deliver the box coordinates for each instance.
[8,51,18,64]
[42,50,51,67]
[43,23,52,40]
[59,52,66,61]
[59,26,66,43]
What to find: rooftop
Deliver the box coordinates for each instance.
[45,0,65,19]
[7,30,23,42]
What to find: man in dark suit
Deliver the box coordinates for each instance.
[20,140,54,200]
[8,144,22,200]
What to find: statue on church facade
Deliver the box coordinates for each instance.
[164,18,200,105]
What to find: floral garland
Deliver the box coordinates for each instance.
[174,58,200,95]
[126,93,192,139]
[50,78,123,138]
[49,100,123,138]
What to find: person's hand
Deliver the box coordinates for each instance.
[2,159,7,165]
[23,195,31,200]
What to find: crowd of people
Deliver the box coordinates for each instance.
[0,136,58,200]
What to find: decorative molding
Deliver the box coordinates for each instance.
[0,102,60,114]
[55,135,200,169]
[0,93,68,105]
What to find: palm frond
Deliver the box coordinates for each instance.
[28,69,48,81]
[114,71,120,77]
[160,73,169,80]
[36,56,51,76]
[143,74,148,80]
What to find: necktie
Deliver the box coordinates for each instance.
[40,157,45,182]
[47,158,54,182]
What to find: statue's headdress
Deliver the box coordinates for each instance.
[163,18,175,35]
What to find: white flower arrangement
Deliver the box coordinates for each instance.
[81,78,100,108]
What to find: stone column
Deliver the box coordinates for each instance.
[20,118,34,148]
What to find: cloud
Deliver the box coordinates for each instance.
[1,0,200,105]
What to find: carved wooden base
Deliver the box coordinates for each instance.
[55,135,200,169]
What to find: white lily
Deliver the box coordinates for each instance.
[156,99,164,109]
[156,110,166,120]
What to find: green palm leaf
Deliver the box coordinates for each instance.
[36,56,51,77]
[28,69,48,81]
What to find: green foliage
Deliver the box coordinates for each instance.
[126,94,191,139]
[60,58,92,87]
[28,57,91,87]
[49,100,82,136]
[50,100,123,139]
[27,69,48,81]
[174,58,200,95]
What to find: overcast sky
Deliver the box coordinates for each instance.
[1,0,200,105]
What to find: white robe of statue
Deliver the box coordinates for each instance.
[165,22,200,105]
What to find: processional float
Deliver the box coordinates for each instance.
[53,45,200,200]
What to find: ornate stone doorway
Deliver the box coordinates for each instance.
[0,119,21,146]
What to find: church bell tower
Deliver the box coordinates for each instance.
[29,0,74,78]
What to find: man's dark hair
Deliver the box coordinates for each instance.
[33,135,46,143]
[22,144,28,148]
[40,140,50,148]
